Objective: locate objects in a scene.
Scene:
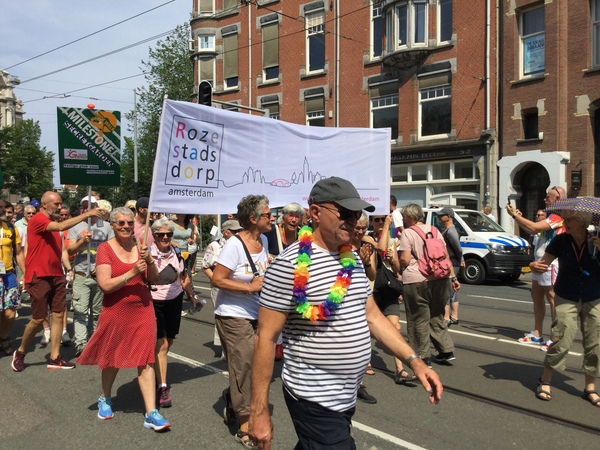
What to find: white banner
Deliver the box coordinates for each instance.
[149,100,391,214]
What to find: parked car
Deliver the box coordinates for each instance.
[422,207,532,284]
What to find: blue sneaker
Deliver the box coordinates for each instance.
[144,409,170,431]
[97,396,114,420]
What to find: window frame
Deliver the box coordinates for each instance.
[371,1,383,59]
[593,0,600,67]
[197,56,215,88]
[261,16,280,81]
[437,0,452,44]
[519,6,545,78]
[418,72,452,140]
[197,0,214,14]
[222,28,239,90]
[369,80,399,141]
[305,9,326,74]
[305,90,325,126]
[390,0,428,51]
[198,34,215,51]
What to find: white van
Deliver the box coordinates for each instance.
[421,207,532,284]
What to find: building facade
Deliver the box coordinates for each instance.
[0,70,23,129]
[498,0,600,227]
[189,0,498,211]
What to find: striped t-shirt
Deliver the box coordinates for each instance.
[260,241,372,412]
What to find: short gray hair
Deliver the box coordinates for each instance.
[237,195,270,228]
[560,209,593,226]
[97,200,112,214]
[151,217,174,234]
[357,212,369,225]
[110,206,134,223]
[282,202,305,216]
[24,205,36,213]
[401,203,424,222]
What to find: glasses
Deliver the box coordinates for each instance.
[155,232,173,238]
[546,187,561,200]
[355,226,368,231]
[319,204,361,221]
[113,220,134,227]
[259,213,273,218]
[25,212,35,215]
[371,217,385,223]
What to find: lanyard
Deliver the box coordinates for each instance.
[571,239,589,276]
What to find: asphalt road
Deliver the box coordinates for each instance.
[1,271,599,449]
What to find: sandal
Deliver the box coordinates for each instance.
[395,369,417,385]
[0,337,13,356]
[235,429,257,449]
[535,379,552,401]
[365,363,375,376]
[582,389,600,407]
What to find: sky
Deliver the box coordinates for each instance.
[0,0,192,187]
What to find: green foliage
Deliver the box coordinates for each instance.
[198,215,217,250]
[120,22,194,201]
[0,119,54,199]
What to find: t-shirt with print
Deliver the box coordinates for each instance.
[398,224,448,284]
[260,241,372,412]
[0,222,21,272]
[68,220,115,273]
[149,244,184,301]
[25,212,63,282]
[534,213,566,260]
[214,235,269,320]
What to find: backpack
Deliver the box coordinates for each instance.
[409,226,452,279]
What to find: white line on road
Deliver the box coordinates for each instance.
[168,352,424,448]
[467,294,530,305]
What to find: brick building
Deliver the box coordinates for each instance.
[189,0,498,211]
[498,0,600,227]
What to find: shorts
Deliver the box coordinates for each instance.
[26,274,67,320]
[0,272,20,310]
[153,292,184,339]
[373,291,401,316]
[532,264,557,287]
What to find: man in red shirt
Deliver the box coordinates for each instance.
[11,191,104,372]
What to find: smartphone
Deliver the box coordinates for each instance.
[507,196,511,205]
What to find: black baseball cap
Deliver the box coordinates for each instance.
[136,197,149,210]
[308,177,375,212]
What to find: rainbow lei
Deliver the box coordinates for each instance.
[293,225,356,321]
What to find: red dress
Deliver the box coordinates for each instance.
[78,242,156,369]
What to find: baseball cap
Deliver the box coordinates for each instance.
[308,177,375,212]
[80,196,98,205]
[222,220,243,232]
[435,207,455,218]
[136,197,149,209]
[30,199,40,208]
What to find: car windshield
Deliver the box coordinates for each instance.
[457,211,505,232]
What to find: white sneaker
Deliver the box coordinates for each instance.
[61,331,71,344]
[540,339,553,352]
[40,330,50,345]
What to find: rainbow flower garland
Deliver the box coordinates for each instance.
[293,225,356,321]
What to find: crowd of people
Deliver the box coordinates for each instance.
[2,177,598,446]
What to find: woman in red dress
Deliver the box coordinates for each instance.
[78,207,170,431]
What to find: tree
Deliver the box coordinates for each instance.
[0,119,54,199]
[120,22,194,202]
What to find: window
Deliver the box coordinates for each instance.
[412,164,427,181]
[370,80,399,140]
[261,95,280,120]
[222,27,239,89]
[223,0,238,12]
[198,56,215,87]
[438,0,452,43]
[389,0,427,50]
[306,9,325,72]
[261,15,279,81]
[198,0,214,14]
[199,35,215,51]
[432,162,450,179]
[305,88,325,126]
[594,0,600,67]
[418,72,451,138]
[522,109,539,139]
[520,6,545,76]
[371,1,383,58]
[454,161,473,179]
[391,165,408,182]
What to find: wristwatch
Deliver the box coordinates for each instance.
[450,276,457,282]
[406,354,421,367]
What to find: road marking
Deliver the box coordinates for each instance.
[193,285,211,291]
[467,294,530,305]
[168,351,426,448]
[352,422,427,449]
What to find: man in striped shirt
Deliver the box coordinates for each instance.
[249,177,443,450]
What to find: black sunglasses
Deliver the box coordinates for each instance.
[319,204,361,221]
[155,232,173,238]
[371,217,385,223]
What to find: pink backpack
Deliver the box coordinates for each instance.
[409,226,452,279]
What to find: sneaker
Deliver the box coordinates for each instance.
[144,409,171,431]
[47,354,76,370]
[540,339,553,352]
[275,343,283,361]
[61,331,71,344]
[518,332,545,345]
[222,388,236,425]
[11,350,25,372]
[357,385,377,404]
[97,396,114,420]
[434,352,456,364]
[158,386,172,408]
[40,330,50,345]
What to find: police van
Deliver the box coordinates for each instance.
[422,207,532,284]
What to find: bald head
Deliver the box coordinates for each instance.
[41,191,63,217]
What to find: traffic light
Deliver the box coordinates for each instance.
[198,81,212,107]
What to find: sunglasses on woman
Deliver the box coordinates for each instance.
[155,232,173,238]
[113,220,134,227]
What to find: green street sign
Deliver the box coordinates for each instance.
[57,107,121,186]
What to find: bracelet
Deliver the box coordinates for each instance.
[406,354,421,367]
[122,274,127,284]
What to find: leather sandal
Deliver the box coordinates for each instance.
[535,379,552,401]
[395,369,417,385]
[0,337,13,356]
[235,430,257,448]
[582,389,600,407]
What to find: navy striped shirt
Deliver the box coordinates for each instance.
[260,241,372,412]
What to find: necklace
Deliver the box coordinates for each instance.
[293,225,356,321]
